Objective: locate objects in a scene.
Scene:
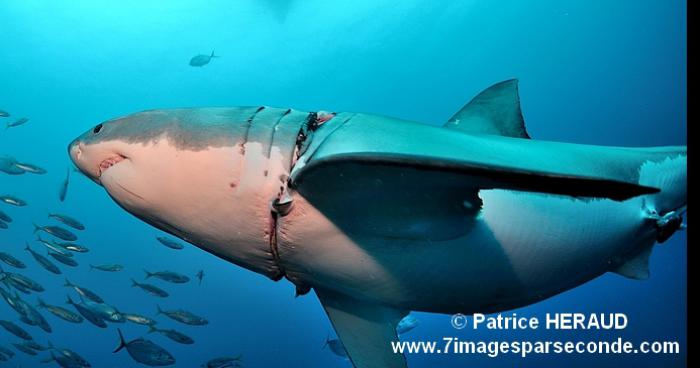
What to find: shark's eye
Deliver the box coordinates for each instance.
[93,124,103,134]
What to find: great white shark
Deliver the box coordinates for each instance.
[68,80,686,368]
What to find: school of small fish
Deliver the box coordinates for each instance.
[1,110,242,367]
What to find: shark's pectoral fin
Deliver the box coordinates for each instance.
[613,244,654,280]
[445,79,531,139]
[316,288,408,368]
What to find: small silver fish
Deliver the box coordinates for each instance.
[123,313,156,326]
[22,341,47,352]
[0,319,32,340]
[0,156,24,175]
[156,305,208,325]
[0,252,25,268]
[13,163,46,175]
[0,110,9,117]
[131,279,169,298]
[36,235,74,257]
[189,50,219,67]
[144,270,190,284]
[33,224,77,241]
[202,356,243,368]
[0,210,12,223]
[54,241,90,253]
[48,251,79,267]
[44,349,90,368]
[12,342,37,355]
[5,270,45,292]
[5,117,28,129]
[59,167,70,202]
[90,263,123,272]
[83,299,124,323]
[14,297,51,332]
[46,342,91,367]
[0,344,14,358]
[37,298,84,323]
[156,236,185,250]
[0,195,27,206]
[63,278,104,304]
[148,325,194,344]
[48,213,85,230]
[25,243,61,275]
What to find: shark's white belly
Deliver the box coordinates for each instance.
[278,190,656,314]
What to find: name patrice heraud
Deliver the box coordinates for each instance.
[469,313,628,330]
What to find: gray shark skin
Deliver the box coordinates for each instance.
[68,80,687,368]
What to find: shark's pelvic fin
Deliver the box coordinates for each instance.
[613,244,653,280]
[445,79,531,139]
[316,288,408,368]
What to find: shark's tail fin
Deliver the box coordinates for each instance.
[210,49,219,58]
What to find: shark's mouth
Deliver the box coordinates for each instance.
[99,154,126,177]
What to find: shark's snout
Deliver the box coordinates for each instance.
[67,139,106,183]
[68,140,89,178]
[68,140,82,163]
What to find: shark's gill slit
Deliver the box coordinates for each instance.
[240,106,266,155]
[266,109,291,159]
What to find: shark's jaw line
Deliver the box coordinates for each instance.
[113,179,147,202]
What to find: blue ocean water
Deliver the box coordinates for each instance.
[0,1,686,367]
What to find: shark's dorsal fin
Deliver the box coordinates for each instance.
[445,79,530,139]
[613,245,653,280]
[316,288,408,368]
